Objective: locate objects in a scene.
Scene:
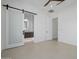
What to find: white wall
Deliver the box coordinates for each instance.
[34,13,53,42]
[58,4,77,45]
[1,0,7,50]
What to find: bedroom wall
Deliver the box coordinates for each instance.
[34,13,53,42]
[1,0,7,50]
[58,3,77,45]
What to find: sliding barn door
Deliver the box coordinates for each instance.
[6,8,24,49]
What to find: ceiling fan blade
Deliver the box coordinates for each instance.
[44,0,51,7]
[56,1,63,6]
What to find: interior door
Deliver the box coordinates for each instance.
[6,8,24,49]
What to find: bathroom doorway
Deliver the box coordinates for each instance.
[23,12,34,43]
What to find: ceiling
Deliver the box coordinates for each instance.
[6,0,77,13]
[23,0,76,13]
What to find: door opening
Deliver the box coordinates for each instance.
[23,12,34,43]
[52,17,58,41]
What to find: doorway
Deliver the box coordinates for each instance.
[52,17,58,40]
[23,12,34,43]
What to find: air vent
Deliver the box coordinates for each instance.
[48,9,54,13]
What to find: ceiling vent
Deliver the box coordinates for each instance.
[48,9,54,13]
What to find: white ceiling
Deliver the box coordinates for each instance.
[22,0,76,13]
[6,0,77,13]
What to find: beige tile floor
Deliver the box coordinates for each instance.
[1,40,77,59]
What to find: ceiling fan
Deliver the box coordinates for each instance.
[44,0,64,7]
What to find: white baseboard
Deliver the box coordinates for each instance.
[58,39,77,46]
